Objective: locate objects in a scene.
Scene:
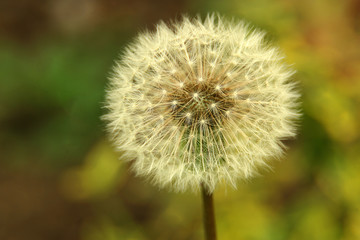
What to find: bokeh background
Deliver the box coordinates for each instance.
[1,0,360,239]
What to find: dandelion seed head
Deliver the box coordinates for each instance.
[104,14,300,193]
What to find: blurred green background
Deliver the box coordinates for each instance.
[1,0,359,239]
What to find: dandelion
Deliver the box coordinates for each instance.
[104,14,300,240]
[104,15,299,193]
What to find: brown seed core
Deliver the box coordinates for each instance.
[164,81,236,128]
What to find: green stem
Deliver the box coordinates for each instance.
[201,183,217,240]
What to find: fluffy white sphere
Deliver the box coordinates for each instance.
[104,15,300,193]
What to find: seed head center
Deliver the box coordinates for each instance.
[161,81,236,127]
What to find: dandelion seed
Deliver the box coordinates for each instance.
[104,14,300,193]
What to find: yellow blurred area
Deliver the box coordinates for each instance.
[306,84,358,143]
[81,216,146,240]
[60,140,125,201]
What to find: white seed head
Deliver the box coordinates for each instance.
[104,14,300,193]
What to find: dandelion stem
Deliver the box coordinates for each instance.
[201,183,217,240]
